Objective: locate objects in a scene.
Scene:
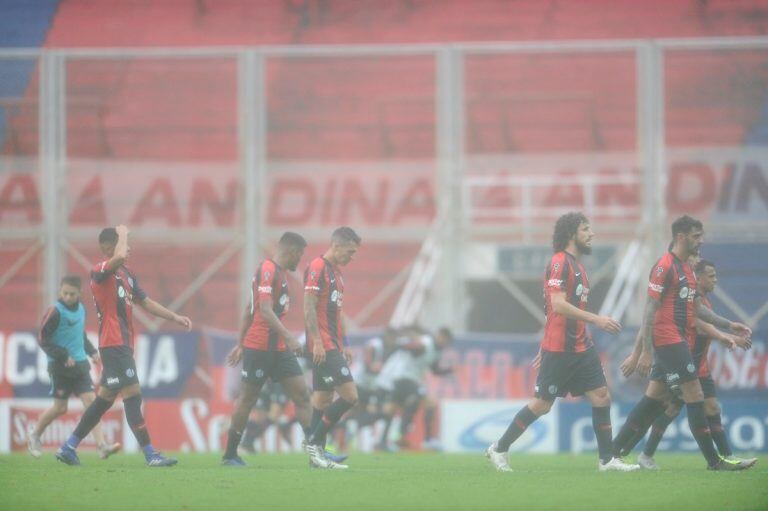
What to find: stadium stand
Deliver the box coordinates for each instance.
[2,0,768,330]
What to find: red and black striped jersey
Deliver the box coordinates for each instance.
[692,295,713,377]
[647,251,697,348]
[90,260,147,349]
[243,259,290,351]
[541,251,592,353]
[304,256,344,351]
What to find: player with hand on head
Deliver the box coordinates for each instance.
[55,225,192,467]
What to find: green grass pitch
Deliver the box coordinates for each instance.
[1,452,766,511]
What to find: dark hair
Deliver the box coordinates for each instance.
[695,259,716,274]
[332,226,361,245]
[98,227,118,245]
[279,231,307,249]
[437,326,454,343]
[552,212,588,253]
[60,275,82,289]
[671,215,703,237]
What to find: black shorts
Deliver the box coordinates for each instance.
[389,379,424,407]
[649,342,698,386]
[535,347,607,400]
[313,349,354,392]
[100,346,139,391]
[699,374,717,399]
[241,349,303,386]
[49,361,93,399]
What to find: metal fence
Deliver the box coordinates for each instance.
[1,37,767,334]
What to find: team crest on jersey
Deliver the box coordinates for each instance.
[118,285,126,298]
[553,263,560,273]
[656,266,664,276]
[279,294,289,306]
[679,287,689,299]
[264,271,271,280]
[576,284,584,296]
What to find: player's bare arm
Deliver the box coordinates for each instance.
[226,306,253,366]
[620,329,644,377]
[259,297,301,355]
[694,296,752,337]
[104,224,130,272]
[137,297,192,330]
[695,318,751,351]
[550,290,621,333]
[304,292,325,364]
[637,296,661,377]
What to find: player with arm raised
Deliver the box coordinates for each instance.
[221,232,312,466]
[55,225,191,467]
[303,227,361,470]
[486,212,637,472]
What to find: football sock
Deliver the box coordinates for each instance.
[707,413,732,457]
[643,412,676,457]
[70,396,114,447]
[592,406,613,464]
[310,398,354,445]
[224,428,243,458]
[124,394,151,449]
[379,415,394,446]
[687,401,720,466]
[424,407,435,440]
[497,406,538,452]
[399,401,420,436]
[612,396,664,457]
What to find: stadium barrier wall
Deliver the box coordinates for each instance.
[1,330,765,453]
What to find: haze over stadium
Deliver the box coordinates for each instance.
[1,0,767,509]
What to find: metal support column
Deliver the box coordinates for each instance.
[39,52,66,310]
[238,50,265,313]
[635,42,667,324]
[432,48,466,333]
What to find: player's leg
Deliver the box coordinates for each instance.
[584,386,615,467]
[56,383,118,466]
[309,381,358,446]
[310,390,334,448]
[375,399,397,450]
[276,351,312,438]
[678,377,725,467]
[612,380,667,458]
[119,383,172,466]
[486,396,552,472]
[223,380,263,463]
[281,374,312,438]
[77,391,121,459]
[699,377,733,459]
[29,398,68,457]
[395,380,421,448]
[422,396,441,450]
[639,398,683,469]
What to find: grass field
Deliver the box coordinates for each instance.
[1,452,767,511]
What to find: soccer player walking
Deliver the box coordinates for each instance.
[55,225,191,467]
[486,212,638,472]
[221,232,312,466]
[303,227,362,469]
[620,257,756,469]
[28,275,121,459]
[611,216,754,471]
